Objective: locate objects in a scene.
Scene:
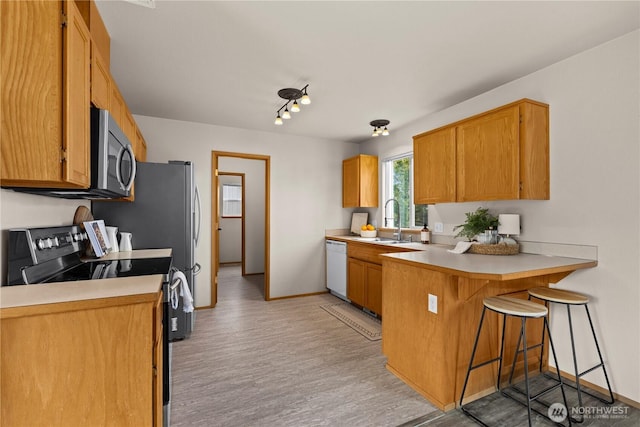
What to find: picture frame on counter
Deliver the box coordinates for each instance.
[83,219,111,257]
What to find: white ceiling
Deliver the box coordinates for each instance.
[95,1,640,143]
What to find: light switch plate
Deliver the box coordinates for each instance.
[434,222,444,233]
[428,294,438,314]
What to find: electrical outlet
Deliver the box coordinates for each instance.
[434,222,444,233]
[171,317,178,331]
[428,294,438,314]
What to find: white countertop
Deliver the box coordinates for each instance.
[380,245,597,280]
[1,249,171,312]
[0,275,163,310]
[326,235,597,280]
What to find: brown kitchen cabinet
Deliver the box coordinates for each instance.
[413,99,549,203]
[0,288,164,426]
[136,126,148,162]
[343,154,379,208]
[347,240,413,316]
[90,44,111,109]
[75,0,111,68]
[1,0,91,188]
[413,126,457,204]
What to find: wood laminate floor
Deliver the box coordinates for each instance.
[170,265,437,426]
[170,265,639,427]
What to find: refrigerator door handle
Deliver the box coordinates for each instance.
[192,263,202,276]
[194,185,201,248]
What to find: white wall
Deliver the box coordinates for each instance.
[0,190,89,284]
[218,175,242,264]
[134,115,359,303]
[218,157,264,273]
[362,31,640,403]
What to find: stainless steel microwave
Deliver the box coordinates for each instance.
[12,108,137,199]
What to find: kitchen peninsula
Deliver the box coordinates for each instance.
[379,245,597,411]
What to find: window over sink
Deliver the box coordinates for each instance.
[382,153,428,228]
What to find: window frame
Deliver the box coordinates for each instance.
[382,153,428,229]
[221,183,243,218]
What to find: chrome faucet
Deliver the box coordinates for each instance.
[384,198,402,241]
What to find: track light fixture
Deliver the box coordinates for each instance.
[274,84,310,125]
[370,119,390,137]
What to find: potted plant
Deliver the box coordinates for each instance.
[453,207,499,242]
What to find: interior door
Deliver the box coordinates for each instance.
[214,169,220,307]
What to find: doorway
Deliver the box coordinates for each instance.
[211,151,270,307]
[218,172,245,272]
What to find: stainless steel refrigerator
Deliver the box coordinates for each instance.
[93,161,201,341]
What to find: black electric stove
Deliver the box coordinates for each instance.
[6,225,172,285]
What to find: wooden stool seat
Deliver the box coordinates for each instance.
[528,287,589,305]
[484,296,548,318]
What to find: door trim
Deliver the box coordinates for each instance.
[211,151,271,306]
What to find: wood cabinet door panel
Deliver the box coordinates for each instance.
[358,155,379,207]
[62,0,91,187]
[136,127,148,162]
[347,258,365,306]
[1,0,63,185]
[365,263,382,315]
[91,45,110,109]
[457,105,519,202]
[519,102,550,199]
[1,302,153,426]
[342,156,359,207]
[414,127,456,204]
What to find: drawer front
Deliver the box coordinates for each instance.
[347,242,414,265]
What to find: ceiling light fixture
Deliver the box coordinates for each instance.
[370,119,390,137]
[274,85,310,125]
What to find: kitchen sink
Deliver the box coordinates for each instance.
[354,237,412,245]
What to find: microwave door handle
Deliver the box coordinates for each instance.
[115,145,137,192]
[125,146,137,191]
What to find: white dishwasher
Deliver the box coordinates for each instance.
[326,240,348,301]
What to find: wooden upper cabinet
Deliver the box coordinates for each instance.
[1,0,90,188]
[413,127,457,204]
[110,82,125,129]
[90,45,110,109]
[63,0,91,187]
[412,99,549,203]
[123,109,136,145]
[343,154,378,208]
[75,0,110,67]
[136,126,148,162]
[457,105,520,201]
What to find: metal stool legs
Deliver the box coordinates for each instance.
[531,297,615,422]
[460,305,572,427]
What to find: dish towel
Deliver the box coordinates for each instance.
[447,241,475,254]
[171,270,194,313]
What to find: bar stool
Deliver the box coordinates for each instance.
[460,296,572,427]
[528,287,614,421]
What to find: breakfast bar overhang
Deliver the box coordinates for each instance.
[380,246,597,411]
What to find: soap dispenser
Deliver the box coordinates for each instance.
[421,224,430,244]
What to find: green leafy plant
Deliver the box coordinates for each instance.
[453,207,499,241]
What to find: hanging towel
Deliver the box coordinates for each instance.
[171,270,194,313]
